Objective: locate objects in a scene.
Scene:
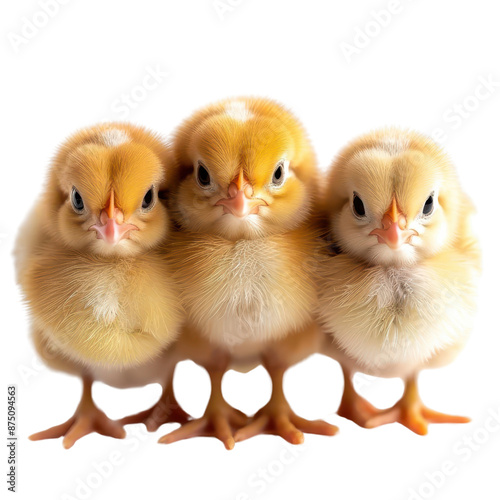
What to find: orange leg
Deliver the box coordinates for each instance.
[364,375,470,435]
[29,376,125,449]
[119,366,190,431]
[158,365,247,450]
[235,366,338,445]
[337,367,379,426]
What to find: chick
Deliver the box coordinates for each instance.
[15,123,185,448]
[159,98,338,448]
[318,129,481,434]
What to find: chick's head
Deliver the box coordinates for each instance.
[172,98,317,240]
[45,124,174,257]
[324,129,463,267]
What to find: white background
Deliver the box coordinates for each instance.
[2,1,500,499]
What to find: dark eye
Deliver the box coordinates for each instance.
[71,187,84,212]
[197,163,211,187]
[422,195,434,216]
[272,161,285,186]
[142,186,155,210]
[352,193,366,217]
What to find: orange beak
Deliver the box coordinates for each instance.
[215,170,268,218]
[89,189,138,245]
[105,189,115,219]
[369,198,417,250]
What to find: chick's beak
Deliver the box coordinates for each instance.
[215,171,267,218]
[369,198,417,250]
[89,190,138,245]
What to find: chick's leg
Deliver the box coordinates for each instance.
[29,376,125,449]
[364,375,470,435]
[337,366,379,426]
[235,365,338,445]
[119,364,190,431]
[158,360,247,450]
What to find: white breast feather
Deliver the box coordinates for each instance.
[85,284,121,325]
[189,239,312,348]
[320,265,476,374]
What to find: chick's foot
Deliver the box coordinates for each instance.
[337,373,379,427]
[235,397,338,445]
[364,377,470,435]
[158,399,247,450]
[234,363,337,445]
[119,386,190,432]
[29,378,125,449]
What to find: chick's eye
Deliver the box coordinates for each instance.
[272,161,285,186]
[352,193,366,217]
[197,164,211,187]
[422,195,434,216]
[71,187,84,212]
[142,187,154,210]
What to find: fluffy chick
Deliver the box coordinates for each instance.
[159,97,337,448]
[15,123,185,448]
[318,129,481,434]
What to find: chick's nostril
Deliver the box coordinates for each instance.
[381,212,407,230]
[100,210,109,225]
[114,209,124,224]
[226,181,254,200]
[99,208,124,225]
[244,184,253,198]
[228,183,239,198]
[381,215,393,230]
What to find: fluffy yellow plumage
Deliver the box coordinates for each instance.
[158,97,337,448]
[171,97,318,239]
[15,123,184,447]
[18,110,481,449]
[318,129,481,434]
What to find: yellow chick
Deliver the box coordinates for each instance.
[15,123,185,448]
[158,97,337,449]
[318,129,481,434]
